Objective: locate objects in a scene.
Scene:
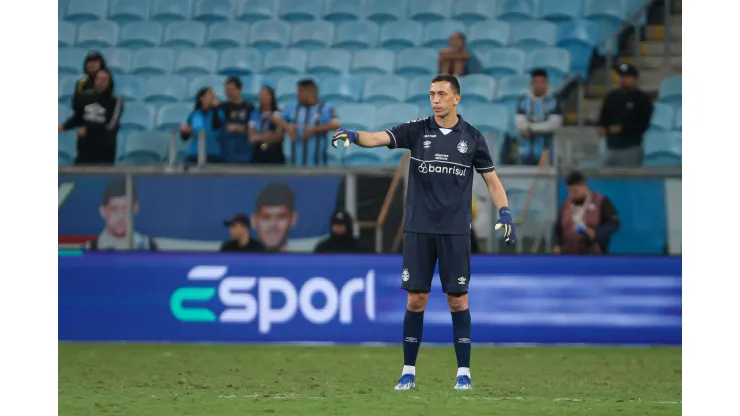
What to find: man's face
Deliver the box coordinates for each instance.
[567,184,589,203]
[100,196,136,238]
[429,81,460,118]
[297,86,315,105]
[228,223,249,241]
[531,75,548,96]
[94,71,110,92]
[619,75,636,89]
[252,205,296,250]
[331,223,347,237]
[448,33,464,50]
[85,59,101,75]
[225,82,242,101]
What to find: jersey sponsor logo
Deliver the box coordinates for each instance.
[457,140,468,154]
[434,153,448,161]
[417,161,467,177]
[83,103,107,124]
[423,134,436,138]
[423,140,431,149]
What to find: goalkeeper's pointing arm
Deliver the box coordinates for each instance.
[332,128,390,148]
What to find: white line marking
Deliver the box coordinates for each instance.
[409,156,471,168]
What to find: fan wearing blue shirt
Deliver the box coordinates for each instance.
[272,79,340,166]
[513,68,564,165]
[179,87,226,164]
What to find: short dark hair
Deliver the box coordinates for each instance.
[256,183,296,211]
[531,68,548,79]
[226,76,242,89]
[297,79,317,89]
[565,171,587,186]
[431,74,461,94]
[102,179,137,205]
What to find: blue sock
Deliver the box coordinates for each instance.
[451,309,471,368]
[403,309,424,366]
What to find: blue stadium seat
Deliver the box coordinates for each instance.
[279,0,322,22]
[327,146,345,166]
[480,48,526,77]
[290,20,335,51]
[675,106,681,131]
[193,0,234,22]
[451,0,497,24]
[59,48,88,75]
[334,20,380,51]
[459,74,497,104]
[262,49,308,75]
[58,104,71,123]
[59,131,77,166]
[99,48,133,76]
[58,76,78,103]
[409,0,453,22]
[495,75,529,108]
[163,22,207,49]
[351,49,395,75]
[320,75,363,104]
[206,22,249,49]
[385,148,410,165]
[658,75,682,107]
[131,48,175,75]
[307,49,352,75]
[497,0,536,23]
[156,103,192,131]
[466,20,511,54]
[422,20,466,49]
[375,103,421,130]
[335,103,376,131]
[395,48,438,76]
[465,103,511,134]
[379,20,423,51]
[75,21,119,49]
[584,0,627,50]
[643,130,681,166]
[119,22,164,49]
[108,0,149,23]
[65,0,107,22]
[406,75,432,105]
[142,76,188,104]
[236,0,276,22]
[557,19,597,78]
[175,48,218,75]
[60,0,69,19]
[363,75,407,105]
[343,146,386,166]
[525,47,571,78]
[59,21,76,48]
[275,75,307,103]
[115,75,144,102]
[189,75,227,99]
[323,0,363,22]
[649,103,675,132]
[120,103,156,131]
[119,132,169,165]
[539,0,583,22]
[511,20,557,53]
[151,0,191,22]
[249,20,291,52]
[216,48,262,75]
[365,0,407,23]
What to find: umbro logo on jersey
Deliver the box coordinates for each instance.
[423,140,431,148]
[458,277,466,284]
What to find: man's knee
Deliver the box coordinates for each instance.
[407,291,430,312]
[446,292,469,312]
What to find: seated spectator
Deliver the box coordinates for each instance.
[220,213,266,253]
[249,86,285,164]
[219,77,255,163]
[512,68,563,166]
[314,210,363,253]
[73,51,107,106]
[439,32,472,77]
[180,87,226,164]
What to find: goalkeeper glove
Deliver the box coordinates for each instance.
[494,207,516,245]
[332,128,359,148]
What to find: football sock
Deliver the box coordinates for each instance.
[451,309,472,369]
[403,309,424,369]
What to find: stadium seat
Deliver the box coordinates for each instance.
[59,132,77,166]
[249,20,291,52]
[262,49,308,75]
[480,48,526,77]
[409,0,453,22]
[351,49,395,75]
[59,48,88,75]
[497,0,536,23]
[406,75,432,105]
[495,75,529,108]
[193,0,233,22]
[279,0,322,22]
[395,48,438,76]
[466,20,511,54]
[240,75,266,101]
[275,75,308,103]
[189,75,227,99]
[120,103,156,131]
[65,0,107,22]
[343,146,386,166]
[115,75,145,102]
[119,132,169,165]
[363,75,407,105]
[365,0,407,23]
[539,0,583,22]
[174,49,218,75]
[459,74,497,104]
[465,103,511,134]
[334,104,376,131]
[59,21,76,48]
[150,0,191,22]
[556,19,597,78]
[658,75,682,107]
[206,22,249,49]
[75,21,119,49]
[584,0,628,50]
[379,20,423,51]
[99,48,133,76]
[156,103,192,131]
[334,20,380,51]
[162,21,207,49]
[422,20,466,49]
[108,0,149,23]
[525,47,571,78]
[216,48,263,75]
[375,103,421,130]
[323,0,363,22]
[307,49,352,75]
[510,20,557,53]
[58,104,71,124]
[131,48,175,75]
[451,0,498,24]
[649,103,675,132]
[675,106,682,131]
[236,0,276,22]
[119,21,164,49]
[290,20,335,51]
[320,75,363,104]
[58,76,78,103]
[385,148,410,165]
[142,76,188,104]
[643,130,681,166]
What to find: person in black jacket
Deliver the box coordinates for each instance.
[220,213,266,253]
[59,69,124,165]
[314,210,363,253]
[72,51,107,106]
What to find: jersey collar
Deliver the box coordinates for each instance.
[429,114,464,132]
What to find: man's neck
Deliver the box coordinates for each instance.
[102,228,126,241]
[236,236,250,246]
[434,113,459,129]
[229,98,243,105]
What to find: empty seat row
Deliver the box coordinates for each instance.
[643,130,681,167]
[650,103,681,132]
[658,75,681,107]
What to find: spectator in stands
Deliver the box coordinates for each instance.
[251,183,298,252]
[219,77,255,163]
[249,86,285,164]
[72,51,107,106]
[553,171,620,255]
[439,32,472,77]
[180,87,226,164]
[272,79,340,166]
[597,63,654,167]
[314,210,362,253]
[58,69,123,165]
[513,68,563,166]
[220,213,266,253]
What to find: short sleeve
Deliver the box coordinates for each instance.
[386,119,424,150]
[248,109,260,128]
[516,95,528,115]
[473,133,495,173]
[281,102,297,123]
[321,103,338,124]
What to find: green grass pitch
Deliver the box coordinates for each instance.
[59,343,681,416]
